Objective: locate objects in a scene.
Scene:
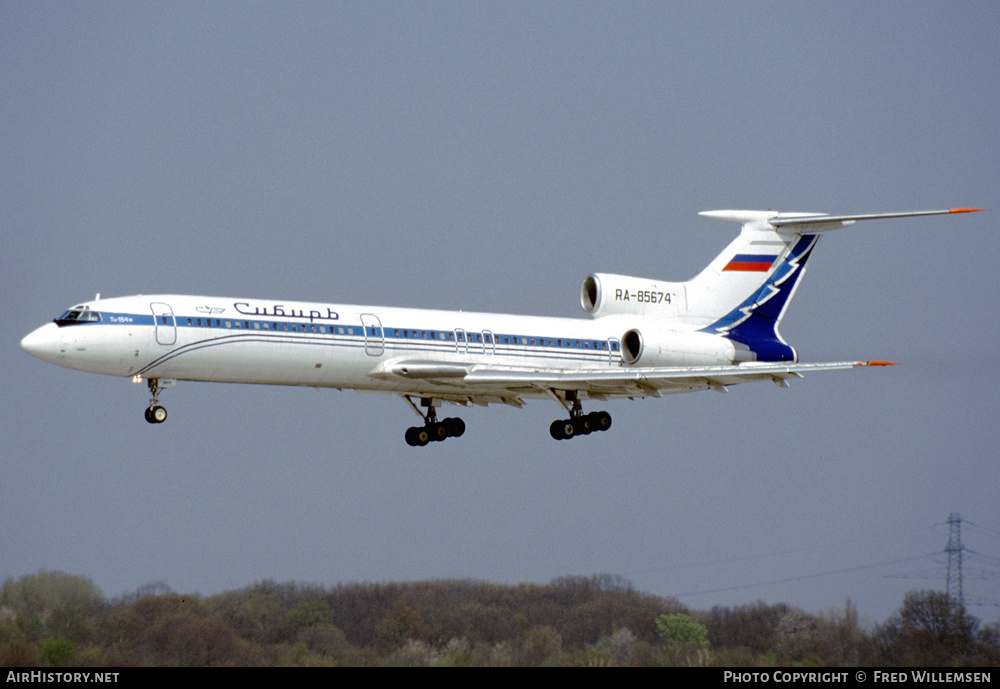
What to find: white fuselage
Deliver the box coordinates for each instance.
[23,294,731,401]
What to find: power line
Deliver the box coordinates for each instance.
[662,515,999,608]
[671,554,933,600]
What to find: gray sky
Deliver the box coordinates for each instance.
[4,2,998,625]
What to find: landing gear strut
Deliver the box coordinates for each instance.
[403,397,465,447]
[549,392,611,440]
[144,378,168,424]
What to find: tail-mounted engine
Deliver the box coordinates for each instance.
[581,273,685,319]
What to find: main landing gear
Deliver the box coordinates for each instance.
[143,378,168,424]
[549,393,612,441]
[403,397,465,447]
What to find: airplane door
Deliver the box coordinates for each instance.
[360,313,384,356]
[150,302,176,346]
[607,337,621,365]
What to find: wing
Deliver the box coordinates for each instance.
[376,359,895,408]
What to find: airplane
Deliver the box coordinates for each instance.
[21,207,981,446]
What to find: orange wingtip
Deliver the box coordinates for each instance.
[949,208,985,214]
[859,360,898,367]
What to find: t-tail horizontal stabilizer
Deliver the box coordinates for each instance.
[701,208,984,233]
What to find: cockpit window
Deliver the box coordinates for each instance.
[55,305,102,326]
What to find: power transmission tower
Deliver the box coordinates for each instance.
[945,512,965,609]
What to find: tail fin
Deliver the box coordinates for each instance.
[685,208,982,362]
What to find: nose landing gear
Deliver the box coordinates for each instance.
[142,378,172,424]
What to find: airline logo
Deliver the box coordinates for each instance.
[722,254,778,272]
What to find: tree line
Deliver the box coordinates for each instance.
[0,570,996,666]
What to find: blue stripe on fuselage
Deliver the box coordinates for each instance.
[86,310,622,374]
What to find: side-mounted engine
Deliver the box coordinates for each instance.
[619,326,755,367]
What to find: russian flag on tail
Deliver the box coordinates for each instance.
[722,254,778,272]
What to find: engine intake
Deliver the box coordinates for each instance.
[621,328,643,364]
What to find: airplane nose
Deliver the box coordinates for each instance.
[21,323,64,364]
